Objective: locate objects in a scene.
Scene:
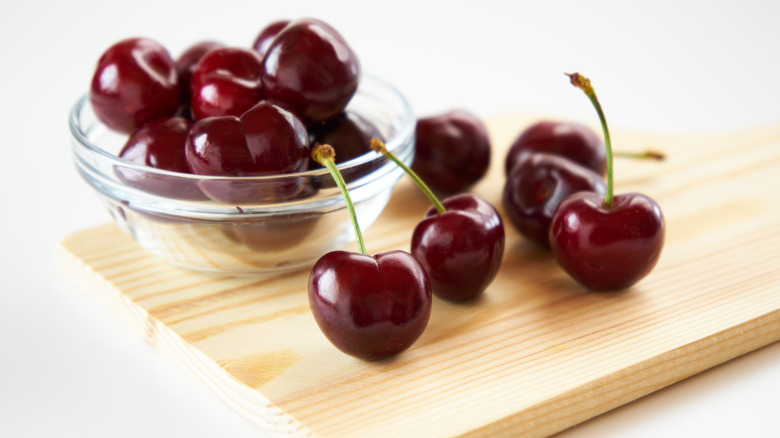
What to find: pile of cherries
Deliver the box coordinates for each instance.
[308,138,504,361]
[87,22,665,361]
[502,73,665,292]
[90,18,372,203]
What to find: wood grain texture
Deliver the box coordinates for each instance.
[58,116,780,437]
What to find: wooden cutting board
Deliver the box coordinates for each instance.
[58,115,780,437]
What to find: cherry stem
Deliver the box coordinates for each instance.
[369,138,446,214]
[312,143,367,255]
[566,72,615,208]
[614,150,666,161]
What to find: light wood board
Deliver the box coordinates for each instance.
[58,116,780,437]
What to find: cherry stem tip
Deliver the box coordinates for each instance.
[370,138,446,214]
[312,143,367,255]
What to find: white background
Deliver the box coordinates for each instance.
[2,0,779,436]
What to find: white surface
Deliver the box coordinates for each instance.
[2,1,778,436]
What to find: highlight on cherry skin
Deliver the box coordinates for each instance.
[90,37,180,134]
[307,143,432,361]
[174,41,225,117]
[548,73,665,291]
[370,138,505,302]
[261,18,361,124]
[189,47,265,120]
[252,20,290,58]
[185,100,310,178]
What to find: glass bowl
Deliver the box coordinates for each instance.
[70,75,415,275]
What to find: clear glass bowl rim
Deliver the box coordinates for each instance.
[69,74,415,184]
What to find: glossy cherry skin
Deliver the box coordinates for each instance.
[90,38,180,134]
[261,18,360,124]
[308,250,432,361]
[411,194,505,302]
[505,121,606,176]
[412,110,490,195]
[185,101,309,203]
[252,20,290,58]
[549,192,665,291]
[116,117,206,199]
[190,47,264,120]
[186,101,308,176]
[175,41,225,117]
[308,111,382,166]
[502,152,606,248]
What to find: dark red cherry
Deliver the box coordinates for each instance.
[116,117,205,200]
[261,18,360,124]
[308,111,382,166]
[252,20,290,58]
[505,121,606,176]
[308,250,432,361]
[119,117,191,172]
[502,152,606,248]
[90,38,180,134]
[549,72,666,291]
[411,193,505,302]
[190,47,264,120]
[412,110,490,195]
[185,101,309,203]
[549,192,665,290]
[175,41,225,117]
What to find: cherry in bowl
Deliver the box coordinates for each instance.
[70,74,415,274]
[115,116,206,200]
[90,37,180,134]
[190,47,265,120]
[261,18,360,124]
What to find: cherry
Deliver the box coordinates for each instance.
[371,139,504,302]
[412,110,491,195]
[190,47,264,120]
[505,120,606,176]
[115,116,206,200]
[175,41,225,118]
[549,73,665,291]
[505,120,665,176]
[119,117,192,172]
[252,20,290,58]
[550,192,665,290]
[308,144,432,360]
[309,250,432,360]
[502,152,605,248]
[412,194,505,302]
[90,37,180,134]
[185,101,310,203]
[261,18,360,124]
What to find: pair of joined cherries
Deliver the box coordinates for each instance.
[503,74,665,291]
[91,18,367,203]
[309,139,505,361]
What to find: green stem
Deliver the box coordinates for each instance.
[567,73,614,208]
[614,150,665,161]
[312,143,367,255]
[369,138,446,214]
